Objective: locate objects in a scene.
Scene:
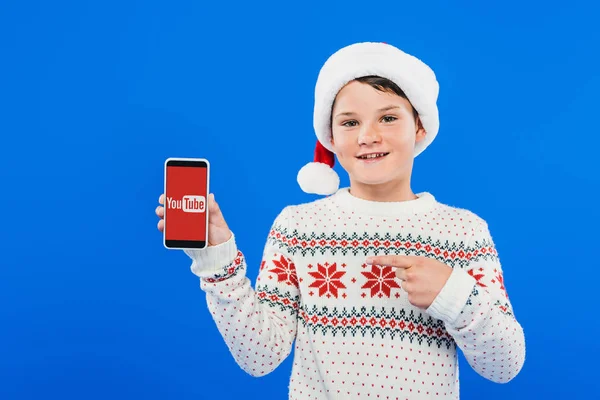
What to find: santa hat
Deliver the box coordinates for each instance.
[297,42,440,196]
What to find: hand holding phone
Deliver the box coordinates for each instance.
[158,158,232,249]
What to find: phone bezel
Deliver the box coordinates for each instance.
[163,157,210,250]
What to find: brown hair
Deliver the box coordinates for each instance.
[330,75,419,127]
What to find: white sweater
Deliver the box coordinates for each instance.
[185,188,526,399]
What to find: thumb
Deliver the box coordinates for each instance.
[208,193,224,219]
[207,193,231,235]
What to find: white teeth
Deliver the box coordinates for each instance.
[359,153,387,159]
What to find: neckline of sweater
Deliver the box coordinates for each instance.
[331,187,439,217]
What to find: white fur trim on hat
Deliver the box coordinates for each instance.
[297,162,340,195]
[313,42,440,157]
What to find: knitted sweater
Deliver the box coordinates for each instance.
[185,188,526,400]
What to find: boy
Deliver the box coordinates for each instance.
[155,42,525,399]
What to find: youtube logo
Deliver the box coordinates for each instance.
[167,195,206,213]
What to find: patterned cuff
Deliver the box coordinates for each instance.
[202,250,245,283]
[184,234,239,279]
[426,267,477,325]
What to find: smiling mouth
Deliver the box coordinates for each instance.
[357,152,389,160]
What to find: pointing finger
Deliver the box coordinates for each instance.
[366,255,417,269]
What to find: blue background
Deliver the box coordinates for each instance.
[2,0,598,399]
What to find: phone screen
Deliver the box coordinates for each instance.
[164,159,209,249]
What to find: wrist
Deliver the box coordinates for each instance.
[185,233,238,278]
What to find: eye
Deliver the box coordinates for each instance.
[381,115,397,123]
[342,120,358,127]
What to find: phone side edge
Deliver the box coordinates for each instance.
[163,158,169,249]
[203,159,210,250]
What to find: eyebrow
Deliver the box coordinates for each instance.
[334,105,401,119]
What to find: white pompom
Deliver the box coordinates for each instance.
[297,162,340,195]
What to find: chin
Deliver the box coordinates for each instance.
[349,166,408,186]
[352,174,394,186]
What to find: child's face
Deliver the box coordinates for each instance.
[330,80,426,189]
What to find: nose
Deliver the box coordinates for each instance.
[358,125,381,145]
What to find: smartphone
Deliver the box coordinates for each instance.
[163,157,209,250]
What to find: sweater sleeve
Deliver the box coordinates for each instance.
[426,218,526,383]
[183,206,300,377]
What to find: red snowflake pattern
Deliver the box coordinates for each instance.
[468,268,487,287]
[268,254,299,288]
[308,263,346,298]
[496,272,508,298]
[361,265,401,298]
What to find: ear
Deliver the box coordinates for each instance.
[415,116,427,143]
